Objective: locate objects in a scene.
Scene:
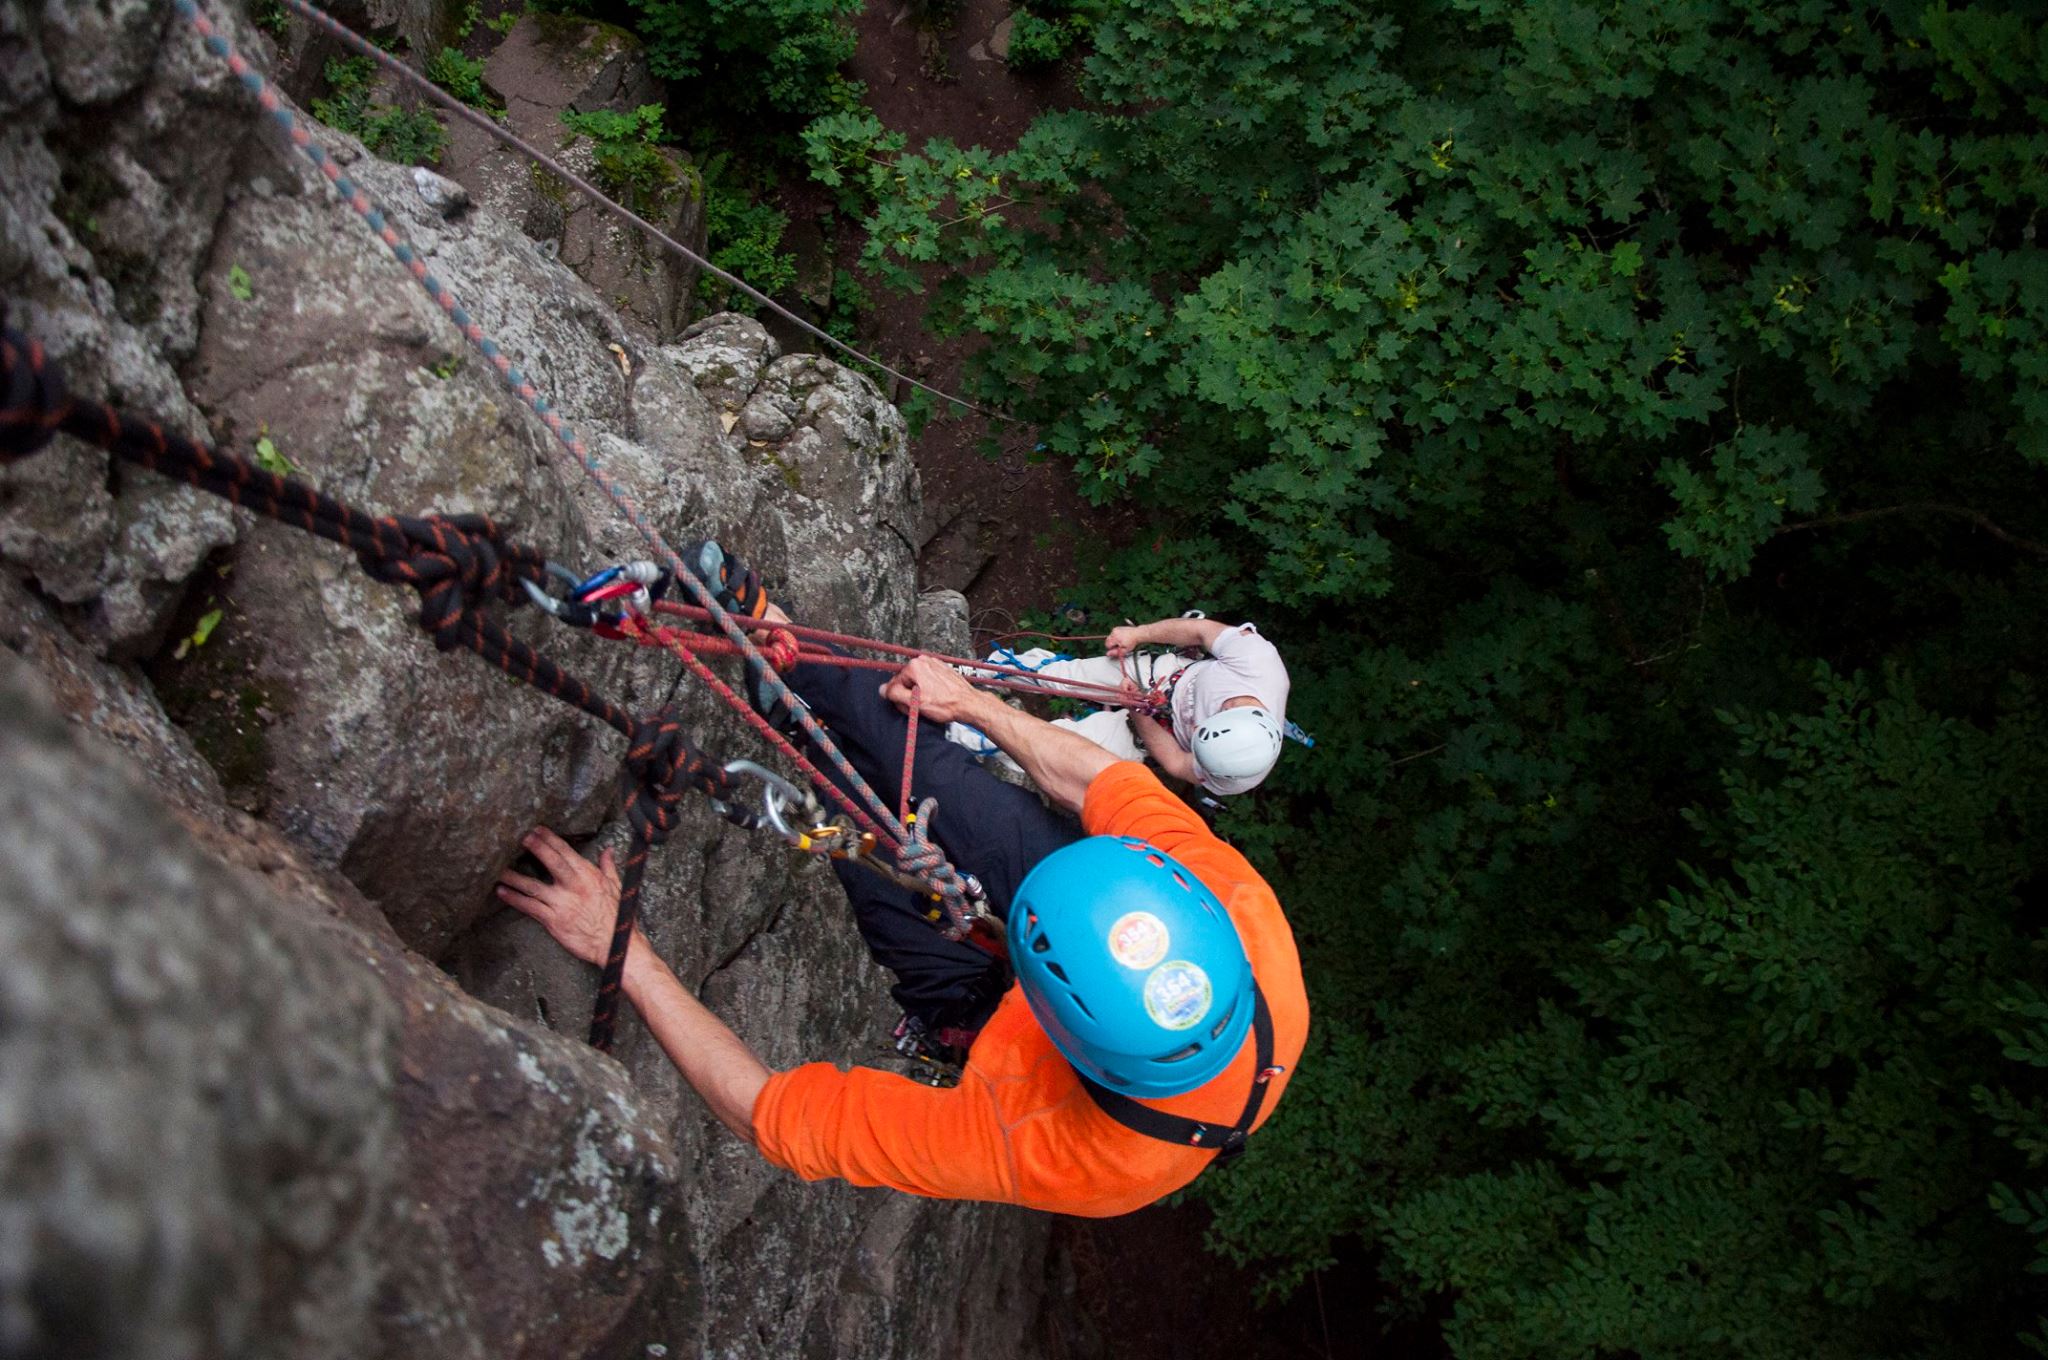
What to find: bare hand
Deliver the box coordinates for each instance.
[496,827,626,967]
[1105,624,1145,658]
[881,654,986,726]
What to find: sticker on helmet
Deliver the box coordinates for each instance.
[1143,962,1213,1031]
[1108,911,1169,969]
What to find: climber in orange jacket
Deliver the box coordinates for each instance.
[498,555,1308,1216]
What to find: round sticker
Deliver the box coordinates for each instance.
[1143,961,1213,1032]
[1108,911,1169,970]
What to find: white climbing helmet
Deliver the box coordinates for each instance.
[1191,706,1284,782]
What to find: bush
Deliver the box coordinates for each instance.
[624,0,860,119]
[559,104,679,214]
[309,56,447,166]
[1003,12,1072,69]
[696,157,796,312]
[425,46,497,115]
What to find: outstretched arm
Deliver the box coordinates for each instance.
[1105,615,1229,657]
[882,656,1117,815]
[497,828,771,1143]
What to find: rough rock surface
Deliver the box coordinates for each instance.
[0,0,242,656]
[438,15,705,342]
[0,5,1048,1358]
[0,654,682,1360]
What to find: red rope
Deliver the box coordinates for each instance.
[645,602,1161,713]
[900,684,920,827]
[617,615,903,853]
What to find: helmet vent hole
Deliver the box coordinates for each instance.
[1145,852,1166,867]
[1068,990,1095,1020]
[1209,999,1238,1040]
[1155,1043,1201,1064]
[1031,934,1052,954]
[1170,869,1191,892]
[1046,961,1069,982]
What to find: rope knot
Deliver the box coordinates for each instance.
[1,327,72,462]
[762,626,801,673]
[897,796,973,935]
[622,706,729,849]
[360,512,542,650]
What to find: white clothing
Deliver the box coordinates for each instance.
[944,627,1290,796]
[1170,624,1291,796]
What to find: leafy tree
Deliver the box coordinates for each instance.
[824,0,2048,1351]
[622,0,861,118]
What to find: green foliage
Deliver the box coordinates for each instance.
[835,0,2048,605]
[251,431,298,477]
[1659,426,1825,578]
[425,46,497,115]
[834,0,2048,1352]
[1372,669,2048,1356]
[252,0,289,37]
[226,264,253,303]
[309,56,447,166]
[173,606,224,661]
[1004,11,1075,69]
[559,105,678,214]
[485,7,522,35]
[621,0,860,118]
[695,154,796,312]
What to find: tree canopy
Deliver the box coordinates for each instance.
[812,0,2048,1352]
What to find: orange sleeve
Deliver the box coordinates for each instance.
[750,1061,1016,1201]
[1080,761,1266,900]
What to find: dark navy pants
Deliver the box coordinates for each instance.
[780,653,1082,1032]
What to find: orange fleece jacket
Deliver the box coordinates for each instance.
[749,761,1310,1217]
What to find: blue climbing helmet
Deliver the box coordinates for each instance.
[1009,836,1255,1098]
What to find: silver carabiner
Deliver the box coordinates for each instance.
[713,759,823,844]
[521,562,599,624]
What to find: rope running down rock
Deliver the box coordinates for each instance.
[172,0,979,934]
[0,326,732,1053]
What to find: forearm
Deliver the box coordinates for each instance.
[1133,712,1199,783]
[959,692,1118,814]
[1134,616,1228,651]
[622,940,772,1144]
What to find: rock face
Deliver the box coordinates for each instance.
[0,654,681,1360]
[438,14,706,342]
[0,4,1049,1358]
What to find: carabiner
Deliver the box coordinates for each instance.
[711,758,825,843]
[521,561,605,627]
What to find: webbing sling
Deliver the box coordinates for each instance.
[1077,982,1278,1168]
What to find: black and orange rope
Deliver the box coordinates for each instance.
[1,324,731,1052]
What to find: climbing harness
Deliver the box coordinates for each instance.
[890,1014,977,1088]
